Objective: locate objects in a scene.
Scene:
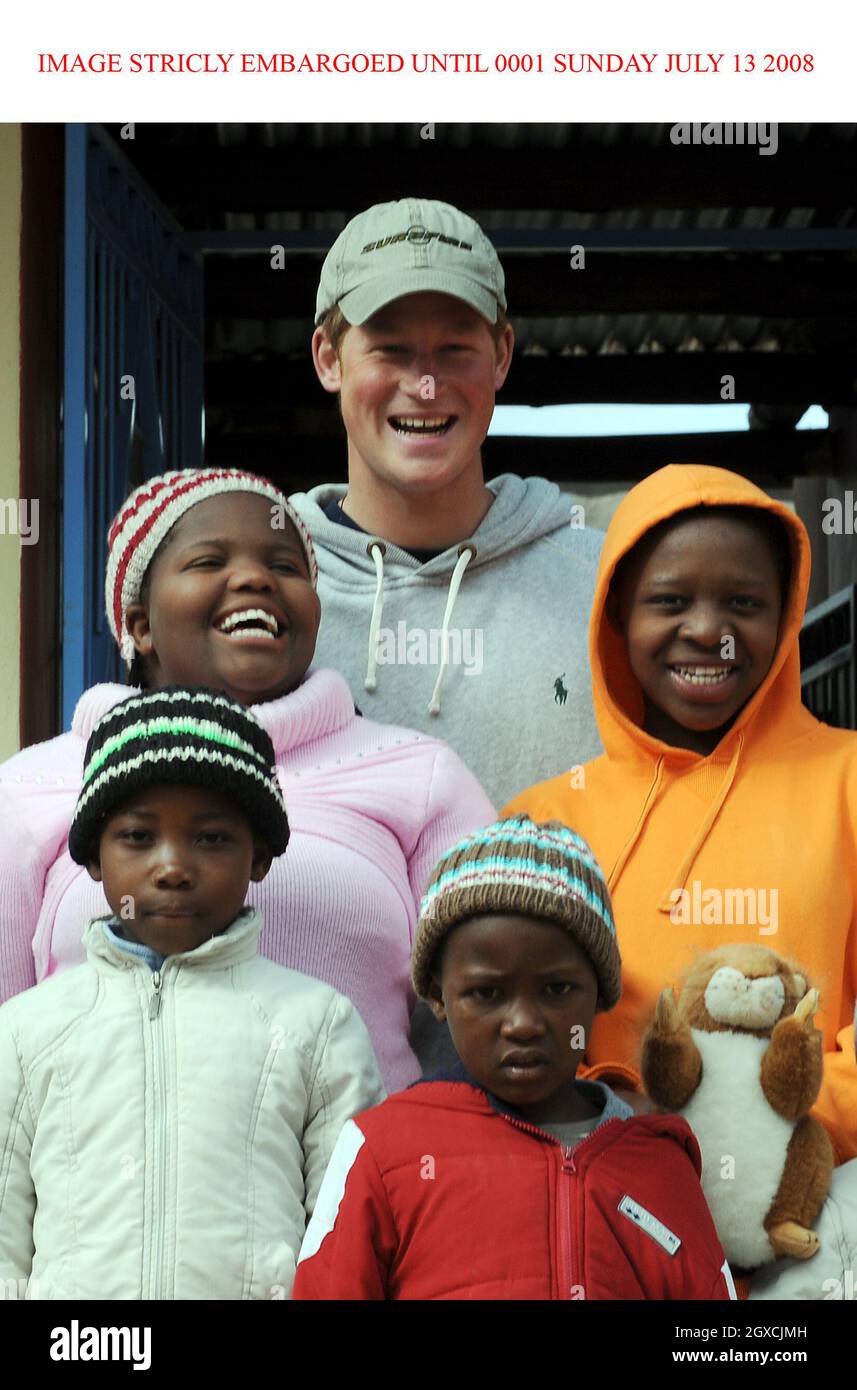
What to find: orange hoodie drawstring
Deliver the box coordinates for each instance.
[607,757,666,894]
[656,732,746,913]
[606,733,746,906]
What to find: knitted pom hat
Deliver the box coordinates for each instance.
[105,468,318,667]
[68,686,289,864]
[411,815,621,1010]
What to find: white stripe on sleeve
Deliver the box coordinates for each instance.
[298,1119,366,1264]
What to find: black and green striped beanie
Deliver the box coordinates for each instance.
[68,686,289,863]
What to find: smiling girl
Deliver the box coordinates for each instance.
[0,468,494,1090]
[507,464,857,1162]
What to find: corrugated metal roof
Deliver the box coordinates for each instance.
[114,122,857,373]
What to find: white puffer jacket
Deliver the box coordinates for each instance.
[749,1159,857,1300]
[0,908,384,1300]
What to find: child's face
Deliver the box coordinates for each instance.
[86,785,272,956]
[427,914,599,1124]
[613,513,784,752]
[124,494,321,705]
[313,291,513,499]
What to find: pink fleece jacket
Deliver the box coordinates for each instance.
[0,668,494,1090]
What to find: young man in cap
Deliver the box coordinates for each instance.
[289,197,603,808]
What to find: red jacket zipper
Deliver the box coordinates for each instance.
[558,1146,577,1299]
[502,1113,609,1299]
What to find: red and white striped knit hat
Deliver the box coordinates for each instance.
[105,468,318,667]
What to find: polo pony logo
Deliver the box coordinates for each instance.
[554,674,568,705]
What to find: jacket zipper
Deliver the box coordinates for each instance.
[558,1146,578,1299]
[148,969,170,1299]
[149,971,163,1019]
[497,1112,586,1295]
[501,1113,589,1300]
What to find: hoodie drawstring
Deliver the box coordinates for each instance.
[363,542,387,693]
[656,732,745,913]
[362,542,476,713]
[607,757,665,894]
[428,546,476,717]
[607,732,746,908]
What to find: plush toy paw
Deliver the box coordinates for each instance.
[652,988,681,1036]
[767,1220,820,1261]
[792,988,819,1029]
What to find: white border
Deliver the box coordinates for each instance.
[0,0,847,120]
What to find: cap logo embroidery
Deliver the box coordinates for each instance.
[361,227,474,255]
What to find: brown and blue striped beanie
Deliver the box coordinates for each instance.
[68,686,289,863]
[411,815,621,1009]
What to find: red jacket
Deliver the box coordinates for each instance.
[292,1078,736,1300]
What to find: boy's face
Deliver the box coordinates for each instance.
[86,785,272,956]
[612,513,784,750]
[124,494,321,705]
[427,914,599,1125]
[313,291,514,499]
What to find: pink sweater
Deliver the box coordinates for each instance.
[0,668,494,1090]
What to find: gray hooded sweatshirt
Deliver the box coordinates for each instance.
[289,473,603,808]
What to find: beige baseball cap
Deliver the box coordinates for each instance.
[315,197,507,327]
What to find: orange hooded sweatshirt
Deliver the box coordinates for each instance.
[506,464,857,1162]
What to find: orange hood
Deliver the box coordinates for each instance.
[590,464,815,906]
[507,467,857,1161]
[592,463,813,771]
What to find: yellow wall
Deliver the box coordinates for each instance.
[0,125,21,759]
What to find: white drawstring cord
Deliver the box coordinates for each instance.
[428,546,475,717]
[363,542,387,692]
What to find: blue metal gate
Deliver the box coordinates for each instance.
[63,124,204,727]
